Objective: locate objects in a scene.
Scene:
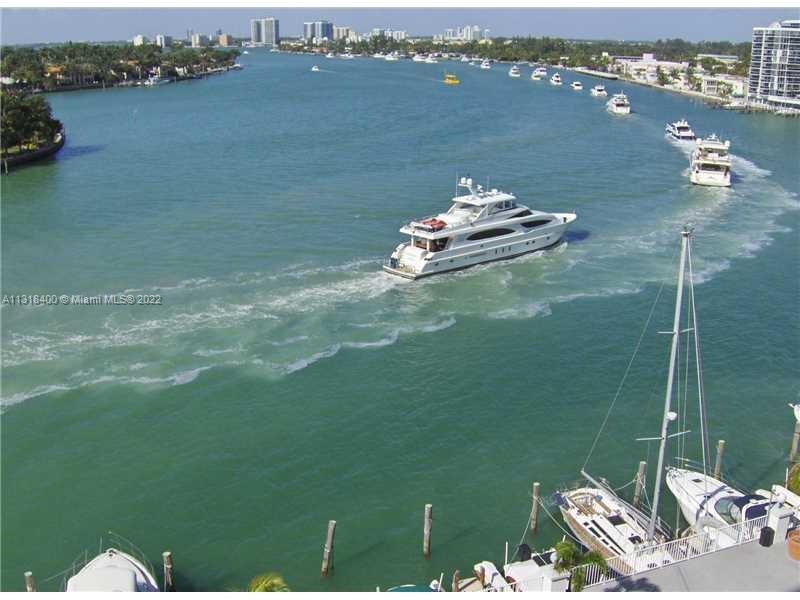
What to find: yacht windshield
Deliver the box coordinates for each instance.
[713,497,742,525]
[449,203,481,217]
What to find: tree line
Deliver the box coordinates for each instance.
[1,42,241,91]
[1,90,62,157]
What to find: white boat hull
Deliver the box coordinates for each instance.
[607,104,630,115]
[384,214,575,280]
[690,169,731,187]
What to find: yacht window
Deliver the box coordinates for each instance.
[513,210,532,218]
[521,219,552,229]
[744,504,769,521]
[467,228,514,241]
[713,497,742,525]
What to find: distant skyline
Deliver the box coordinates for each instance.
[1,8,797,46]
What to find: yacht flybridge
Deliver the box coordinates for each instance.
[690,134,732,187]
[665,119,696,141]
[383,177,576,279]
[607,92,631,115]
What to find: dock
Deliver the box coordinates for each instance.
[572,67,619,80]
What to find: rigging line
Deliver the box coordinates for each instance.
[581,279,670,471]
[688,241,710,495]
[537,497,582,545]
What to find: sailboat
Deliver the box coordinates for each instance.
[557,230,705,562]
[663,233,779,540]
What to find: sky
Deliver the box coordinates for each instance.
[1,8,798,46]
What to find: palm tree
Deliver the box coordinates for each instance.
[553,540,608,592]
[247,572,290,592]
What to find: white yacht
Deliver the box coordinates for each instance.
[665,119,696,141]
[311,65,320,72]
[242,50,249,55]
[590,84,608,97]
[606,92,631,115]
[480,59,491,70]
[532,67,548,80]
[66,545,159,592]
[385,52,400,61]
[325,52,335,59]
[508,64,521,78]
[372,52,386,59]
[383,177,576,280]
[460,55,470,62]
[340,52,355,60]
[424,55,438,64]
[690,134,731,187]
[143,76,170,87]
[571,81,583,90]
[549,73,562,85]
[412,54,427,62]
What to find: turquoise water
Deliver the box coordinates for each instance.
[2,51,798,591]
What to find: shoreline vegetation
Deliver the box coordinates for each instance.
[0,90,64,171]
[0,42,241,94]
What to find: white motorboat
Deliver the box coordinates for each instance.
[480,59,491,70]
[532,67,547,80]
[424,55,438,64]
[340,52,355,60]
[311,65,320,72]
[385,52,400,61]
[383,177,576,280]
[143,76,170,87]
[65,539,159,592]
[571,81,583,90]
[606,92,631,115]
[549,73,562,85]
[372,52,386,59]
[460,55,470,62]
[412,54,426,62]
[665,119,696,141]
[508,64,521,78]
[325,52,335,59]
[689,134,731,187]
[590,84,608,97]
[242,50,249,55]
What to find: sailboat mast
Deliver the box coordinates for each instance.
[647,229,690,541]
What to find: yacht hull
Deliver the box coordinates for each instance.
[690,171,731,187]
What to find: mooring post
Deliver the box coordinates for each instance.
[632,461,647,508]
[423,504,433,558]
[24,571,36,592]
[530,482,541,532]
[451,569,460,592]
[713,439,726,479]
[321,520,337,577]
[162,551,175,592]
[790,421,800,464]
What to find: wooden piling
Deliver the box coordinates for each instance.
[530,482,541,532]
[713,439,726,479]
[451,570,460,592]
[632,461,647,508]
[790,421,800,464]
[321,520,337,577]
[24,571,36,592]
[162,551,175,592]
[423,504,433,559]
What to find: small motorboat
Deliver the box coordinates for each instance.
[311,65,320,72]
[443,72,460,86]
[480,59,491,70]
[508,64,521,78]
[571,81,583,90]
[590,84,608,97]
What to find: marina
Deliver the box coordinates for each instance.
[2,41,799,593]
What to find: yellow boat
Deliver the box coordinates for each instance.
[443,72,460,85]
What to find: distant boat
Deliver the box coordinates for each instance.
[606,92,631,115]
[590,84,608,97]
[242,50,249,55]
[443,72,460,85]
[385,52,400,61]
[340,52,355,60]
[412,54,427,62]
[508,65,521,78]
[550,72,562,85]
[571,81,583,90]
[311,65,320,72]
[425,55,438,64]
[665,118,696,141]
[326,52,335,59]
[479,59,491,70]
[143,76,170,87]
[460,55,469,62]
[531,67,547,80]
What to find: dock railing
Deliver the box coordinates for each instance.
[575,514,769,589]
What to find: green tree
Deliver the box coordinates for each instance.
[656,66,670,86]
[248,573,290,592]
[553,540,608,593]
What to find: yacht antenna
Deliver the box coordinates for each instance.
[647,229,690,542]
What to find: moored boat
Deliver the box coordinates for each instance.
[550,73,562,85]
[508,64,521,78]
[479,59,491,70]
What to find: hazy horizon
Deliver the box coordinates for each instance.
[2,8,798,46]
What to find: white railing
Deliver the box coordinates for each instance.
[576,515,768,589]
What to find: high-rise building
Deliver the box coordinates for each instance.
[313,20,333,42]
[132,34,147,46]
[261,18,279,48]
[303,22,315,41]
[748,19,800,111]
[250,19,262,44]
[333,26,350,41]
[218,33,234,47]
[191,33,209,48]
[155,34,172,48]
